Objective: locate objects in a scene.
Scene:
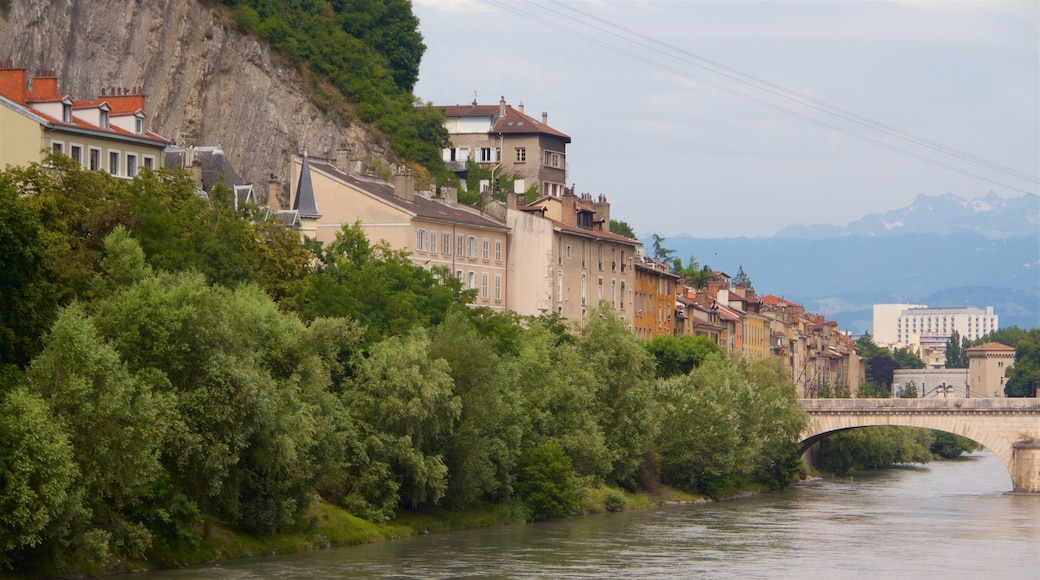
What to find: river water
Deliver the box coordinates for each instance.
[142,451,1039,579]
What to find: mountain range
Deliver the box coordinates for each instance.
[661,192,1039,334]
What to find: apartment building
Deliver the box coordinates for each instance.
[504,190,641,329]
[290,154,510,311]
[439,97,571,198]
[0,64,168,173]
[633,257,680,339]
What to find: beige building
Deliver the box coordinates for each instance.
[289,154,511,311]
[439,97,571,198]
[503,190,641,329]
[0,65,167,173]
[967,342,1016,398]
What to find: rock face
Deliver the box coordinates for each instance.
[0,0,390,201]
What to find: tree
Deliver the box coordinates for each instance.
[1005,329,1040,397]
[514,441,578,520]
[732,265,753,289]
[945,331,968,369]
[645,334,722,379]
[650,233,674,262]
[0,173,43,367]
[892,347,924,369]
[609,219,636,240]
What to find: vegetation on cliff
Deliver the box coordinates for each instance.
[0,157,808,574]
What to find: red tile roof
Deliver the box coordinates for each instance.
[440,103,571,141]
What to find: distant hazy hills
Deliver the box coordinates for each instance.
[663,192,1039,334]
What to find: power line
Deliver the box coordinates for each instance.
[483,0,1038,193]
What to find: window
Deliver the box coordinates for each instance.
[611,280,616,306]
[566,245,571,259]
[51,141,63,154]
[126,153,137,178]
[543,150,564,168]
[494,240,502,262]
[557,270,563,303]
[620,281,625,309]
[456,269,463,281]
[478,147,499,162]
[429,230,437,253]
[416,229,427,252]
[442,232,451,256]
[481,238,490,261]
[70,144,82,165]
[108,150,120,175]
[62,101,72,123]
[598,278,603,301]
[581,274,587,305]
[135,116,144,134]
[467,236,477,259]
[515,147,526,162]
[494,274,502,301]
[88,147,101,171]
[581,241,586,268]
[143,156,154,170]
[456,234,465,257]
[481,273,489,299]
[468,271,476,290]
[100,108,110,129]
[597,244,603,270]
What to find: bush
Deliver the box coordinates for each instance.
[602,491,626,513]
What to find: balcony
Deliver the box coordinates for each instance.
[445,159,468,172]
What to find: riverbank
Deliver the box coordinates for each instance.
[97,485,706,576]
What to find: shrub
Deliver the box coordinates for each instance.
[514,441,578,520]
[602,490,626,513]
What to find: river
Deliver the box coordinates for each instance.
[141,451,1039,579]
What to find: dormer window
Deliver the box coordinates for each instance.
[61,96,73,123]
[134,111,145,134]
[99,103,111,129]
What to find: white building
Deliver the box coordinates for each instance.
[873,303,926,345]
[896,306,998,346]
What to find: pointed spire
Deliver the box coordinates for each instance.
[293,151,320,218]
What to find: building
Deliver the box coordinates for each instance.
[892,369,969,398]
[289,153,511,311]
[632,257,680,340]
[504,190,641,329]
[439,97,571,198]
[873,303,927,345]
[0,64,168,173]
[881,305,998,349]
[966,342,1016,398]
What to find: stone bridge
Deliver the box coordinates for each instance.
[799,398,1040,493]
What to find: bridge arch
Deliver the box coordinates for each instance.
[799,398,1040,493]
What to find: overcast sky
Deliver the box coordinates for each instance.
[411,0,1039,238]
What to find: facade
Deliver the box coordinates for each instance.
[892,369,970,398]
[873,303,927,345]
[289,154,511,311]
[889,305,998,348]
[439,97,571,198]
[0,65,167,173]
[966,343,1016,398]
[633,257,680,339]
[504,190,641,329]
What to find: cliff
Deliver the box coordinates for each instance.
[0,0,393,202]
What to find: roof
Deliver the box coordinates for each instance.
[165,146,245,192]
[548,217,642,247]
[306,160,509,232]
[440,103,571,142]
[965,343,1015,353]
[293,152,320,218]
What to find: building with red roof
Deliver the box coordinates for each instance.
[0,63,169,174]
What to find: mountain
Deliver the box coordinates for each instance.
[662,193,1040,334]
[776,192,1039,239]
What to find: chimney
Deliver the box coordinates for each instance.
[507,191,518,210]
[499,95,506,119]
[394,172,415,202]
[518,101,524,114]
[441,185,458,206]
[267,176,282,210]
[0,66,28,103]
[592,193,610,228]
[561,190,578,225]
[542,112,548,125]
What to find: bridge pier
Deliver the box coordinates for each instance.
[800,398,1040,493]
[1011,441,1040,493]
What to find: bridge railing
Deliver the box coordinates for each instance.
[800,398,1040,412]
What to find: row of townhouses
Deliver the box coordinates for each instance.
[1,67,864,396]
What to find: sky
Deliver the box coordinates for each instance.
[411,0,1039,239]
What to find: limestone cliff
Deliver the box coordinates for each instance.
[0,0,393,202]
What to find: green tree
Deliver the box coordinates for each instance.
[578,304,657,488]
[892,347,924,369]
[609,219,637,240]
[929,431,979,459]
[645,334,722,379]
[514,441,579,520]
[1005,329,1040,397]
[731,265,752,288]
[650,233,674,262]
[817,427,932,474]
[945,330,967,368]
[970,326,1030,349]
[0,173,44,368]
[0,389,78,568]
